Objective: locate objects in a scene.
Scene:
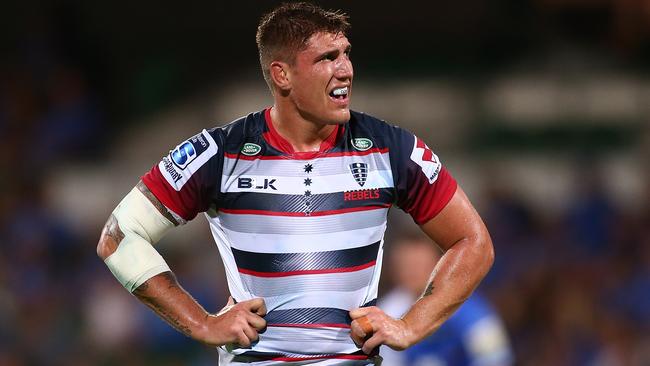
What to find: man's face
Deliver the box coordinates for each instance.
[286,32,353,125]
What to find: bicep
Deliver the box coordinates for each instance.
[97,182,179,259]
[419,186,490,252]
[136,180,181,226]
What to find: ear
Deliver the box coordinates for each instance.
[270,61,291,92]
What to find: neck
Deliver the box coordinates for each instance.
[270,103,337,152]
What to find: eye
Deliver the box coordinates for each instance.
[322,53,336,61]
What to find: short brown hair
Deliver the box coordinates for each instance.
[256,2,350,89]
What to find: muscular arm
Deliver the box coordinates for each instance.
[402,186,493,342]
[132,271,208,338]
[97,181,267,347]
[350,186,494,353]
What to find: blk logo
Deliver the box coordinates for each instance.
[349,162,368,187]
[237,177,277,190]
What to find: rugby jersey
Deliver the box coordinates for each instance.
[142,108,457,365]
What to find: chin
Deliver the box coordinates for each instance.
[328,108,350,124]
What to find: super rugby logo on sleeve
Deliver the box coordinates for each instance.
[410,136,441,184]
[159,130,219,191]
[171,135,210,170]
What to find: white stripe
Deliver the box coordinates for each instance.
[223,152,392,178]
[231,327,359,354]
[264,288,372,312]
[218,208,388,235]
[240,268,374,297]
[221,169,394,195]
[222,358,375,366]
[225,223,387,253]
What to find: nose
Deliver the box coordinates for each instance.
[335,57,353,81]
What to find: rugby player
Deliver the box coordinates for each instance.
[96,3,494,365]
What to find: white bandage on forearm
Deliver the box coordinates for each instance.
[105,187,176,292]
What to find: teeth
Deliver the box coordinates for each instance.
[332,87,348,96]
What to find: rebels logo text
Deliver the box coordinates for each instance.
[344,189,380,201]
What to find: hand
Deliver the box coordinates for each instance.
[349,306,414,354]
[195,297,267,348]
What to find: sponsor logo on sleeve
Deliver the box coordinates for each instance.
[162,156,183,183]
[159,130,218,191]
[171,141,197,169]
[409,137,441,184]
[351,138,373,151]
[170,134,210,170]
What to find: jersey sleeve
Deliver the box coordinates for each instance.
[141,129,221,222]
[391,128,457,225]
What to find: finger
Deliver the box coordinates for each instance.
[246,298,267,316]
[356,315,374,335]
[362,333,383,355]
[349,307,371,319]
[236,330,251,347]
[242,324,259,344]
[349,321,367,347]
[247,312,267,330]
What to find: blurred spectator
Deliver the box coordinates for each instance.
[380,234,513,366]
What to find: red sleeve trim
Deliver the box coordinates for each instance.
[409,167,458,225]
[141,165,194,221]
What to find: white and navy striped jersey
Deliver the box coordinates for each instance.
[142,108,457,365]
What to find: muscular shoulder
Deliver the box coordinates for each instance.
[349,110,412,152]
[208,110,267,155]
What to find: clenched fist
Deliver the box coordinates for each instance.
[349,306,414,354]
[194,297,267,348]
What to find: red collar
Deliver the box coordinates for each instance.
[263,108,343,158]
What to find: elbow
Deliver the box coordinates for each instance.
[479,232,495,277]
[97,234,116,260]
[97,214,122,260]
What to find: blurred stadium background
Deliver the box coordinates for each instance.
[1,0,649,365]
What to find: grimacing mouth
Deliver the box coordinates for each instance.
[329,86,349,99]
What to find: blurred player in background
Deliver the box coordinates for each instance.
[96,2,494,365]
[380,234,513,366]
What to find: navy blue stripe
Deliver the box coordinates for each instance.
[233,242,380,274]
[265,307,351,326]
[219,189,394,213]
[232,350,373,362]
[264,300,378,327]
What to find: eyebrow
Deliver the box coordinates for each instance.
[314,44,352,62]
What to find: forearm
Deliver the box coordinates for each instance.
[133,271,210,339]
[401,235,493,344]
